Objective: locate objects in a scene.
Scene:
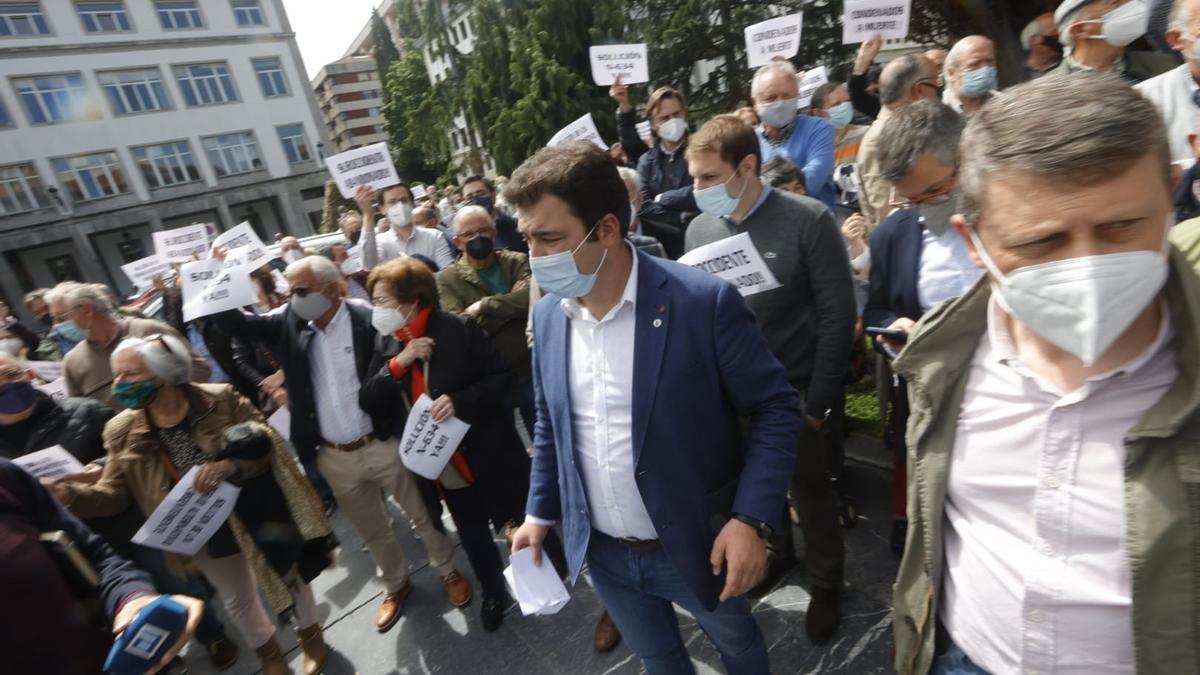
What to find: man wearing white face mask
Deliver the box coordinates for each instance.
[751,60,837,211]
[356,183,456,271]
[942,35,997,116]
[1052,0,1167,83]
[892,72,1200,675]
[1137,0,1200,165]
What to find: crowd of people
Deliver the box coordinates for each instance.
[6,0,1200,673]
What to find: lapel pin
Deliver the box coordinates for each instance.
[653,318,662,328]
[658,305,666,313]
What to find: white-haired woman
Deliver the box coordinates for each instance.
[52,333,334,675]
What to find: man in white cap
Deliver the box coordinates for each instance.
[1138,0,1200,165]
[1051,0,1165,83]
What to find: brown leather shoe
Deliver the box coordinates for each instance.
[254,636,288,675]
[296,623,329,675]
[593,611,622,653]
[376,579,413,633]
[441,570,472,608]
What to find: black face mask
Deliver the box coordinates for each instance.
[466,236,495,261]
[38,313,51,326]
[466,195,494,214]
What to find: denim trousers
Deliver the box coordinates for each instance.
[931,622,990,675]
[585,530,770,675]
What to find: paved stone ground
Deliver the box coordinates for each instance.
[180,435,898,675]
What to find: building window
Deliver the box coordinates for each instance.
[277,124,310,164]
[132,140,199,188]
[76,2,130,33]
[174,63,236,106]
[203,132,261,177]
[98,68,170,115]
[362,89,381,99]
[52,151,127,202]
[0,3,48,36]
[0,163,44,214]
[252,58,288,97]
[13,73,92,125]
[0,100,12,127]
[154,0,201,29]
[366,107,380,117]
[230,0,262,26]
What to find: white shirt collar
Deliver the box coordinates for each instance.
[560,243,639,323]
[310,298,348,334]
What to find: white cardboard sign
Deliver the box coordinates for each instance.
[121,253,173,292]
[842,0,911,44]
[210,222,274,268]
[26,360,64,383]
[744,14,803,69]
[180,249,258,322]
[411,184,428,201]
[503,547,570,616]
[589,43,650,86]
[153,224,211,263]
[132,466,240,556]
[34,377,67,402]
[325,142,401,199]
[678,232,783,297]
[397,393,471,480]
[13,445,84,481]
[547,113,606,150]
[798,65,829,108]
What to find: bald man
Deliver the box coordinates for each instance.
[944,35,997,115]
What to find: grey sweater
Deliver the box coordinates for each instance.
[685,190,856,416]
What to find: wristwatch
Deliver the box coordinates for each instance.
[731,513,773,540]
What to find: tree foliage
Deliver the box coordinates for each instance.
[383,42,452,183]
[370,9,401,100]
[319,180,356,233]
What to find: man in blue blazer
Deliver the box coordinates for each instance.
[507,141,803,674]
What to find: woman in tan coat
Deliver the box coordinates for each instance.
[53,333,333,675]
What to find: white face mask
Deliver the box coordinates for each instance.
[282,250,303,264]
[0,337,22,356]
[371,306,409,335]
[968,226,1169,366]
[658,117,688,143]
[387,202,413,227]
[1079,0,1148,48]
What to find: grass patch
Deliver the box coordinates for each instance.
[844,377,884,440]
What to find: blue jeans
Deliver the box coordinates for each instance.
[586,531,769,675]
[931,623,989,675]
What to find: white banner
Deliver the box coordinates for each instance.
[547,113,607,150]
[153,224,210,263]
[120,253,172,292]
[678,232,783,297]
[132,466,240,556]
[26,360,63,383]
[210,222,273,268]
[180,249,258,322]
[744,14,803,69]
[325,142,401,199]
[397,393,471,480]
[589,43,650,86]
[34,377,68,402]
[798,65,829,108]
[13,445,84,481]
[842,0,911,44]
[503,547,570,616]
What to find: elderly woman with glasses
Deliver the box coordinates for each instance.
[49,333,334,675]
[359,256,565,633]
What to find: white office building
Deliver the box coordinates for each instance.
[0,0,330,305]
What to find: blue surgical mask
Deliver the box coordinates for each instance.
[528,222,609,298]
[960,66,997,98]
[694,169,750,218]
[56,319,89,343]
[827,102,854,129]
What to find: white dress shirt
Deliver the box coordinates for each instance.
[1136,64,1198,167]
[917,225,982,312]
[941,297,1177,675]
[377,225,456,270]
[308,300,374,445]
[557,247,657,540]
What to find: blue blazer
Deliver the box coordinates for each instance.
[863,208,925,332]
[527,250,803,610]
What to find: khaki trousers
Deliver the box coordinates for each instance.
[317,437,457,592]
[191,551,318,649]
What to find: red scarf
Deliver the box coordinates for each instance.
[388,307,474,483]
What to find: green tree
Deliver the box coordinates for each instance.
[383,41,453,183]
[370,8,400,98]
[319,180,356,232]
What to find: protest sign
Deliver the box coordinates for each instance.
[12,445,84,481]
[397,393,471,480]
[271,269,290,295]
[744,14,803,69]
[153,224,210,263]
[411,184,428,201]
[180,249,258,322]
[325,142,400,199]
[120,253,172,292]
[132,466,240,556]
[635,120,652,143]
[842,0,911,43]
[210,222,273,267]
[503,548,571,616]
[26,360,63,383]
[589,43,650,86]
[798,65,829,108]
[547,113,606,150]
[267,406,290,440]
[678,232,783,297]
[34,377,67,402]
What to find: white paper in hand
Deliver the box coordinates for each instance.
[502,547,571,616]
[132,466,240,556]
[397,394,470,480]
[13,445,84,481]
[547,113,607,150]
[267,405,290,440]
[589,43,649,85]
[678,232,782,297]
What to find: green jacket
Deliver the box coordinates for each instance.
[437,249,532,381]
[891,250,1200,675]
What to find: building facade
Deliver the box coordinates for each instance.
[0,0,330,309]
[311,54,386,153]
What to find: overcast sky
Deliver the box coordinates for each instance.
[282,0,383,81]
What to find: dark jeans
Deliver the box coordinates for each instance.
[507,380,536,441]
[442,484,506,600]
[932,622,989,674]
[129,544,225,645]
[586,531,768,674]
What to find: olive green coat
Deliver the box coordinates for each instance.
[437,248,532,381]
